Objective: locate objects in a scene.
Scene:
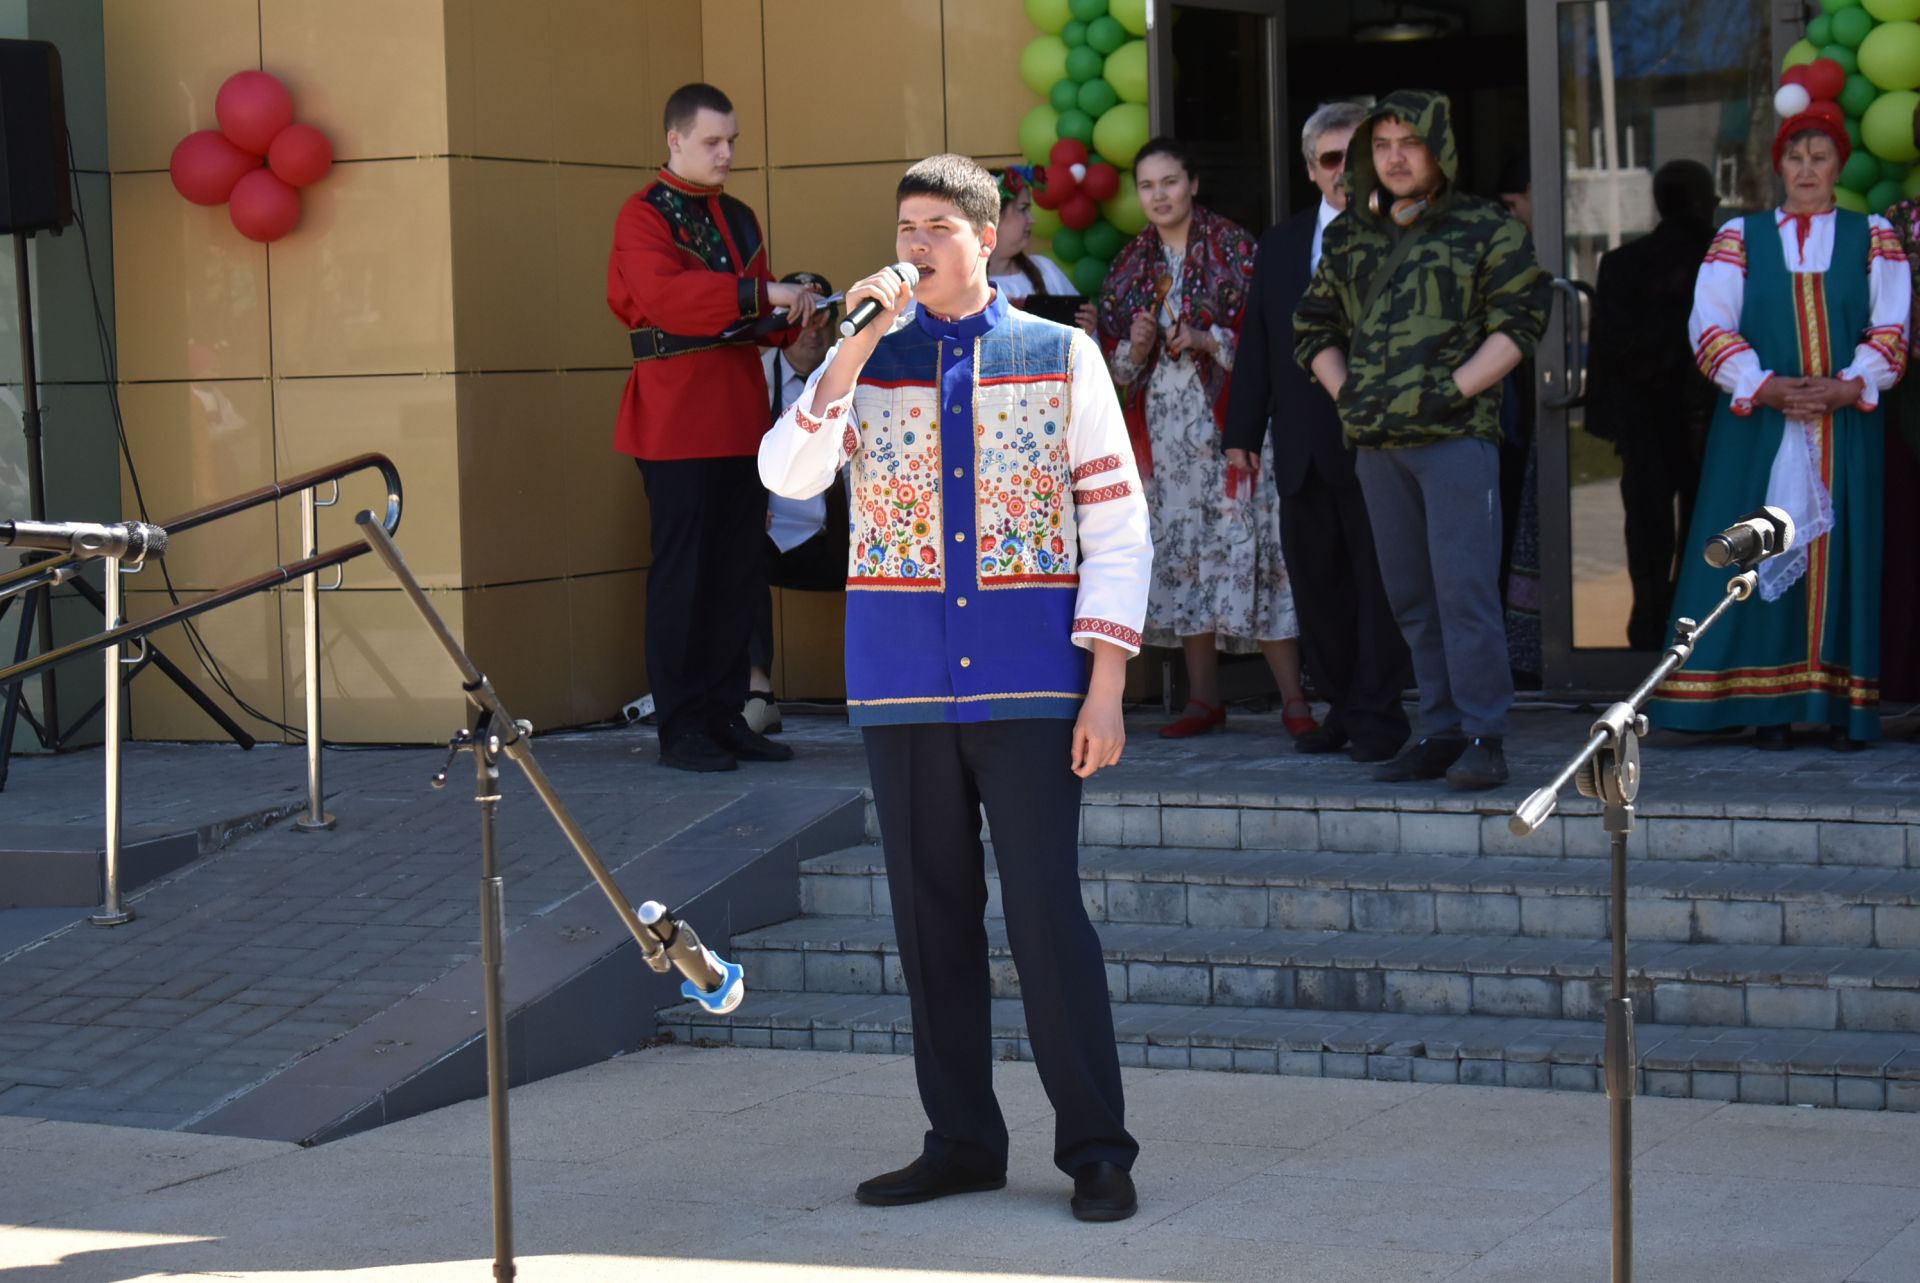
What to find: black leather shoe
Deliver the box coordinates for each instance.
[710,712,795,762]
[1829,727,1866,753]
[1371,735,1467,782]
[1755,724,1794,751]
[1070,1160,1137,1222]
[1445,736,1508,790]
[855,1154,1006,1207]
[1295,726,1350,755]
[1347,736,1405,764]
[659,731,737,773]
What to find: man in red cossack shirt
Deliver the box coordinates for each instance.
[608,82,819,772]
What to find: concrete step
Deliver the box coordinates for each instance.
[0,824,198,909]
[656,990,1920,1111]
[730,914,1920,1034]
[800,845,1920,950]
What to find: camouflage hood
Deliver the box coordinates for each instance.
[1347,89,1460,231]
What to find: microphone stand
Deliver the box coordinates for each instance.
[1510,565,1763,1283]
[353,511,744,1283]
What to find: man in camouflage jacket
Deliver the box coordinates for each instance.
[1295,89,1551,790]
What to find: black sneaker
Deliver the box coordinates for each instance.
[710,711,795,762]
[659,730,737,773]
[1446,736,1508,790]
[1371,735,1467,782]
[855,1153,1006,1207]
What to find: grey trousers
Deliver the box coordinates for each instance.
[1354,435,1514,739]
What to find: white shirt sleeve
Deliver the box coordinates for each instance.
[757,340,857,500]
[1837,214,1912,409]
[1689,218,1770,415]
[1063,329,1152,654]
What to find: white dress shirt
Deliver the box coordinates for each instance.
[1310,196,1340,272]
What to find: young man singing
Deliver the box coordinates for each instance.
[759,154,1152,1222]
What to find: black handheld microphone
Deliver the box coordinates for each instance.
[0,520,169,566]
[1703,505,1795,570]
[839,262,921,339]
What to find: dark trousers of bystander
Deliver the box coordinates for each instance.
[864,718,1139,1177]
[749,530,845,673]
[1618,429,1702,653]
[635,456,767,752]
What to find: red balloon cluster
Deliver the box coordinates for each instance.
[168,71,334,243]
[1031,138,1120,232]
[1775,58,1848,130]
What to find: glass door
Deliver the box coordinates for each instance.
[1147,0,1286,233]
[1526,0,1795,690]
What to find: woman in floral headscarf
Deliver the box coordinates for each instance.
[1099,137,1315,739]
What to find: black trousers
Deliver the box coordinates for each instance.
[1280,463,1412,750]
[749,530,845,673]
[1619,430,1702,652]
[635,457,766,750]
[864,719,1137,1176]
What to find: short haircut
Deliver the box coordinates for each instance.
[663,82,734,136]
[1135,135,1195,178]
[1300,101,1366,160]
[1652,159,1715,223]
[896,154,1001,231]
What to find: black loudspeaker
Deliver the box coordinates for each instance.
[0,39,71,237]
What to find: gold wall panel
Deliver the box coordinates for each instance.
[454,373,573,587]
[103,0,261,173]
[444,0,551,162]
[260,0,450,160]
[273,374,460,590]
[110,171,270,383]
[567,569,647,724]
[293,588,467,741]
[126,586,288,743]
[555,165,657,370]
[642,0,705,172]
[765,163,906,308]
[463,578,573,730]
[269,158,456,377]
[764,0,942,167]
[117,379,278,591]
[699,0,765,171]
[941,0,1034,160]
[550,0,657,168]
[773,586,845,701]
[450,159,559,372]
[557,370,649,577]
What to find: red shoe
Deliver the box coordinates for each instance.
[1282,697,1321,739]
[1160,701,1226,739]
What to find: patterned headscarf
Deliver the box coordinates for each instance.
[1096,203,1258,475]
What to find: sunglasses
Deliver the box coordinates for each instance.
[1316,148,1346,171]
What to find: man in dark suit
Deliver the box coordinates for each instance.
[1225,101,1410,761]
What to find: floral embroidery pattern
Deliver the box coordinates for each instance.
[1072,617,1143,647]
[849,390,944,585]
[975,384,1077,583]
[644,183,730,270]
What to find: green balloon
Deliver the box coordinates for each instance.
[1823,0,1861,12]
[1106,40,1149,104]
[1843,148,1883,190]
[1784,39,1821,68]
[1066,44,1106,82]
[1885,157,1913,181]
[1841,72,1882,115]
[1050,78,1081,112]
[1860,21,1920,90]
[1025,0,1073,34]
[1068,0,1109,19]
[1849,115,1866,147]
[1869,178,1905,211]
[1053,226,1086,261]
[1057,107,1096,144]
[1070,254,1111,297]
[1084,218,1125,260]
[1809,14,1835,45]
[1111,0,1148,36]
[1077,77,1119,116]
[1020,36,1071,96]
[1837,185,1871,212]
[1103,182,1147,235]
[1087,15,1129,54]
[1822,42,1860,73]
[1833,6,1877,46]
[1864,88,1920,160]
[1062,19,1088,47]
[1092,101,1151,166]
[1032,205,1063,239]
[1018,104,1061,164]
[1868,0,1920,19]
[1904,165,1920,196]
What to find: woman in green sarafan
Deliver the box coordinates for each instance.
[1652,114,1910,749]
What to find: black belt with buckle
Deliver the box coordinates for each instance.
[628,327,757,362]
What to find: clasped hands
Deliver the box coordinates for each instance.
[1126,310,1217,364]
[1753,374,1864,420]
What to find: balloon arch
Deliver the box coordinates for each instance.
[1782,0,1920,214]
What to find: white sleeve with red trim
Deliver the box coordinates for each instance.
[1837,214,1911,409]
[1064,328,1152,655]
[757,339,857,500]
[1689,219,1770,414]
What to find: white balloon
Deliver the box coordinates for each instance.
[1775,83,1813,118]
[1070,163,1088,182]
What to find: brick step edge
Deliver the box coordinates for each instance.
[657,992,1920,1112]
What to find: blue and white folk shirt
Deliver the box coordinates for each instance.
[758,290,1151,726]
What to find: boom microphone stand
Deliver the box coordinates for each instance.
[353,510,744,1282]
[1510,507,1795,1283]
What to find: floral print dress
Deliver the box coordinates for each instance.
[1111,247,1299,651]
